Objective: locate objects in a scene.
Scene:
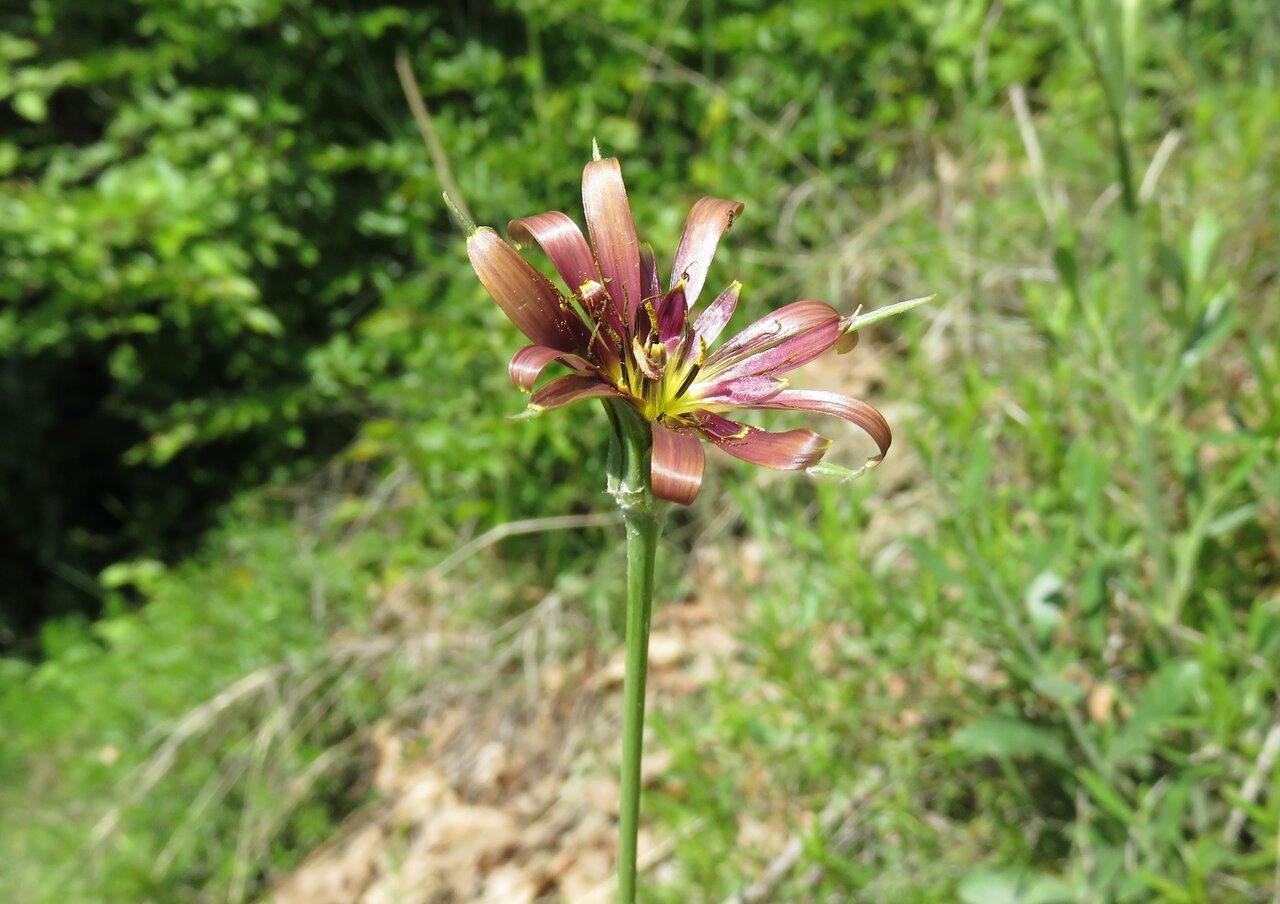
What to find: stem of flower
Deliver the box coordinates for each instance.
[618,503,658,903]
[603,399,662,904]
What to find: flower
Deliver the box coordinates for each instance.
[462,155,896,506]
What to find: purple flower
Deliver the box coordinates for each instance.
[464,156,893,505]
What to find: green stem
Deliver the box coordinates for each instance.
[603,399,663,904]
[1120,209,1168,609]
[618,505,659,903]
[1073,0,1171,611]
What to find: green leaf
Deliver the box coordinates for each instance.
[905,539,981,596]
[99,559,166,591]
[1112,659,1203,760]
[1155,242,1187,298]
[1205,503,1260,538]
[12,89,46,122]
[242,307,284,336]
[952,717,1069,765]
[1136,871,1195,903]
[959,429,994,513]
[1076,768,1136,823]
[959,867,1078,904]
[1033,673,1084,706]
[1052,242,1080,302]
[1187,214,1223,287]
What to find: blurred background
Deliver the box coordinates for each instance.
[2,0,1277,901]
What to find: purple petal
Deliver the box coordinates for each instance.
[743,389,892,464]
[655,283,688,346]
[639,242,662,301]
[702,301,840,373]
[508,213,627,372]
[651,419,706,506]
[582,158,643,321]
[508,344,601,392]
[508,212,600,298]
[693,410,831,470]
[688,375,787,406]
[527,374,624,411]
[467,227,586,352]
[691,281,741,348]
[568,279,623,372]
[705,316,842,382]
[669,198,745,307]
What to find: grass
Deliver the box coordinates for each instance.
[3,2,1279,902]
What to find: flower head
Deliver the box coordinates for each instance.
[463,156,904,506]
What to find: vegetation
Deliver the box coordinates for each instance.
[2,0,1277,901]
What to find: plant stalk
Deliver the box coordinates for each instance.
[618,504,658,903]
[603,399,663,904]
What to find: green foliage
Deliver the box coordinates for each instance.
[647,3,1280,901]
[1,0,573,638]
[2,0,1278,901]
[1,509,361,901]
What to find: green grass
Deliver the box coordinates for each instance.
[3,1,1278,902]
[643,8,1280,899]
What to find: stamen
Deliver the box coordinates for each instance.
[669,335,707,401]
[674,362,701,400]
[632,336,664,381]
[617,340,632,388]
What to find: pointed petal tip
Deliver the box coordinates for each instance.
[582,157,643,319]
[742,389,892,461]
[695,411,832,470]
[444,193,477,234]
[670,198,747,306]
[591,137,602,161]
[691,281,743,349]
[467,228,587,351]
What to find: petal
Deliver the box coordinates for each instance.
[639,242,662,301]
[508,344,601,392]
[702,301,840,374]
[508,212,600,299]
[467,227,585,352]
[576,279,625,370]
[691,281,741,348]
[651,419,706,506]
[706,316,842,382]
[743,389,892,464]
[693,410,831,470]
[527,374,624,411]
[582,158,643,321]
[669,198,745,307]
[687,375,787,406]
[655,283,688,346]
